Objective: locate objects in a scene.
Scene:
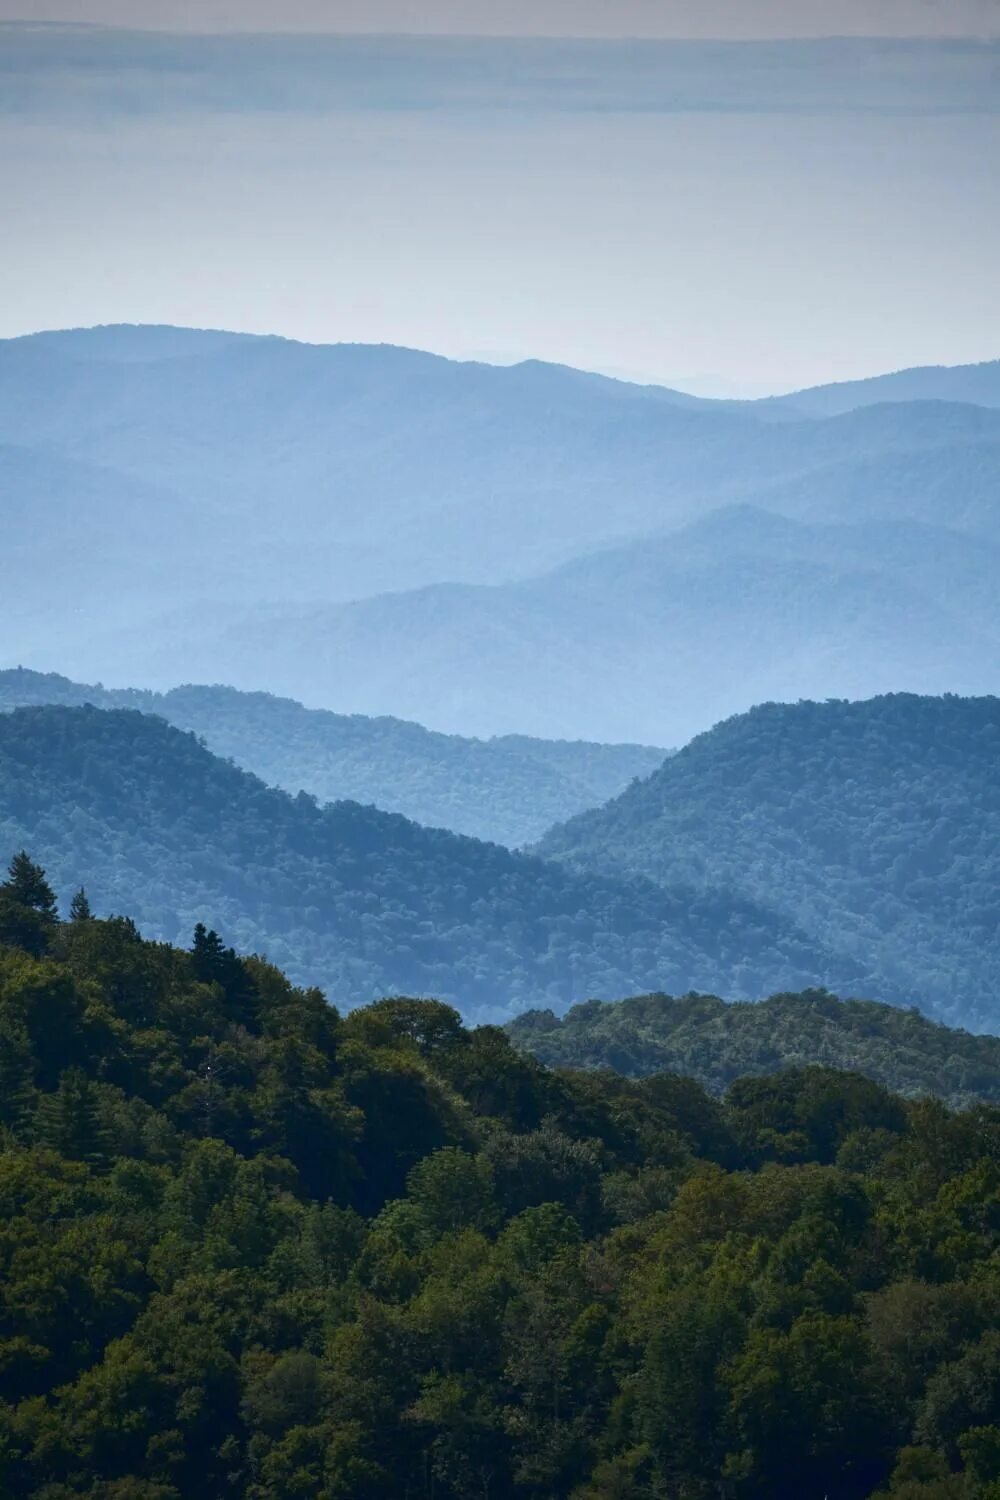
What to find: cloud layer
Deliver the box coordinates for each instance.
[3,1,999,38]
[3,28,999,118]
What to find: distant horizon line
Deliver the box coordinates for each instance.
[6,319,999,403]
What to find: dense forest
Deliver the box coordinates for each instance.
[0,705,862,1019]
[0,669,666,848]
[508,991,1000,1108]
[5,863,1000,1498]
[539,694,1000,1031]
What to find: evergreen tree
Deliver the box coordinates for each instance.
[0,1017,36,1137]
[35,1067,110,1167]
[3,851,58,918]
[191,922,227,977]
[69,887,93,923]
[0,851,58,956]
[191,922,258,1027]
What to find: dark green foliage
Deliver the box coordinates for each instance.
[4,907,1000,1497]
[0,848,59,956]
[190,923,258,1029]
[0,669,667,848]
[539,694,1000,1029]
[508,990,1000,1108]
[5,849,58,917]
[0,705,865,1021]
[34,1066,110,1165]
[69,886,93,922]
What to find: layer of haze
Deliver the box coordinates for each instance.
[2,16,999,387]
[5,1,1000,38]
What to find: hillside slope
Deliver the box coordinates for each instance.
[0,705,864,1018]
[0,670,666,847]
[166,510,1000,742]
[509,990,1000,1107]
[538,694,1000,1029]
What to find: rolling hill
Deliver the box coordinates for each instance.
[156,508,1000,743]
[0,669,666,847]
[0,704,866,1019]
[537,694,1000,1030]
[508,990,1000,1108]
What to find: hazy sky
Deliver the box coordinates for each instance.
[2,8,999,390]
[4,2,1000,38]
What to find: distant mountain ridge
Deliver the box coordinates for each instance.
[4,323,1000,740]
[154,506,1000,742]
[18,323,998,412]
[759,357,1000,419]
[0,704,867,1019]
[0,668,667,847]
[537,693,1000,1030]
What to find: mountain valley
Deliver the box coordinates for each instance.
[0,669,666,847]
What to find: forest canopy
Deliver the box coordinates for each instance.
[3,863,1000,1498]
[508,990,1000,1109]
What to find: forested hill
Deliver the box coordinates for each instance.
[0,668,666,847]
[509,991,1000,1108]
[0,705,861,1018]
[538,693,1000,1031]
[5,894,1000,1498]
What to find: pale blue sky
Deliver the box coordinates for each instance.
[2,7,998,390]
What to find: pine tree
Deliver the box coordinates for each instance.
[191,923,227,978]
[191,923,258,1028]
[0,1019,35,1137]
[35,1068,110,1167]
[69,887,93,923]
[3,851,58,919]
[0,852,58,956]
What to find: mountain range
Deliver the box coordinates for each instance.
[4,325,1000,741]
[538,693,1000,1029]
[0,703,860,1020]
[754,356,1000,419]
[2,691,998,1031]
[166,505,1000,742]
[0,668,666,847]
